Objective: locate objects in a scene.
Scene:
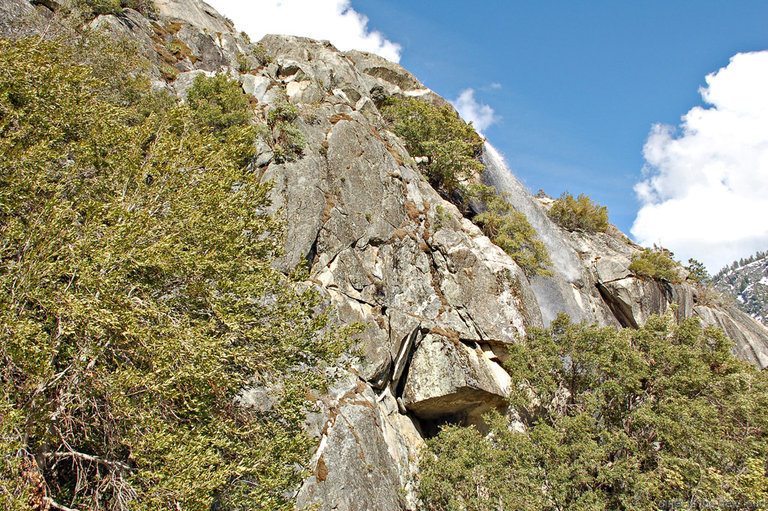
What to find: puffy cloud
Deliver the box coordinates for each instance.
[631,50,768,271]
[450,88,499,133]
[205,0,401,62]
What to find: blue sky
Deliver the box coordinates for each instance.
[208,0,768,270]
[355,1,768,232]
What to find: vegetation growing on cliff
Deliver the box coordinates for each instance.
[266,101,306,163]
[74,0,157,17]
[381,96,484,195]
[381,98,551,277]
[548,191,609,232]
[469,185,552,278]
[419,314,768,510]
[629,247,683,283]
[0,35,345,510]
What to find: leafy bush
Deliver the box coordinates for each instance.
[470,185,552,278]
[73,0,157,17]
[549,192,609,232]
[267,102,305,163]
[118,0,157,16]
[629,247,683,283]
[272,121,306,163]
[419,314,768,510]
[267,102,298,126]
[78,0,121,15]
[238,44,272,73]
[0,36,345,510]
[187,73,253,134]
[381,96,484,195]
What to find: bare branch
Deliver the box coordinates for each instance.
[44,497,80,511]
[45,451,132,472]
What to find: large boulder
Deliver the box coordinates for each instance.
[401,334,511,429]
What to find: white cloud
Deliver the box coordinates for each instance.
[490,82,502,89]
[631,50,768,272]
[450,88,499,133]
[205,0,402,62]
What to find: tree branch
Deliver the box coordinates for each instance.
[46,451,132,472]
[44,497,79,511]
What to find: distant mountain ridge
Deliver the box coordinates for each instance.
[714,250,768,325]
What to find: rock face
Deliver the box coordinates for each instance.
[7,1,768,508]
[0,0,50,38]
[401,334,511,428]
[153,0,232,33]
[484,142,768,368]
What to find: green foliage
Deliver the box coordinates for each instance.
[686,258,711,283]
[0,36,346,510]
[630,247,683,283]
[72,0,157,17]
[549,192,609,232]
[267,102,298,126]
[381,96,484,194]
[469,185,552,277]
[272,121,306,163]
[253,43,273,65]
[119,0,157,17]
[267,102,305,163]
[238,44,272,73]
[78,0,121,15]
[238,53,253,73]
[419,314,768,510]
[187,73,253,134]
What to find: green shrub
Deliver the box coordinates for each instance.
[381,96,483,195]
[71,0,157,17]
[419,314,768,510]
[629,247,683,283]
[267,102,298,126]
[272,120,306,163]
[470,185,552,278]
[238,44,272,72]
[253,43,273,65]
[238,53,253,73]
[266,102,305,163]
[120,0,157,17]
[159,62,179,81]
[0,36,345,510]
[187,73,253,133]
[549,192,609,232]
[78,0,121,15]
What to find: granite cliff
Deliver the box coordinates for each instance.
[3,1,768,508]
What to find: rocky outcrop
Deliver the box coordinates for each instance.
[296,375,423,511]
[401,334,511,429]
[694,304,768,368]
[254,32,542,510]
[0,0,50,38]
[538,197,768,369]
[153,0,232,33]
